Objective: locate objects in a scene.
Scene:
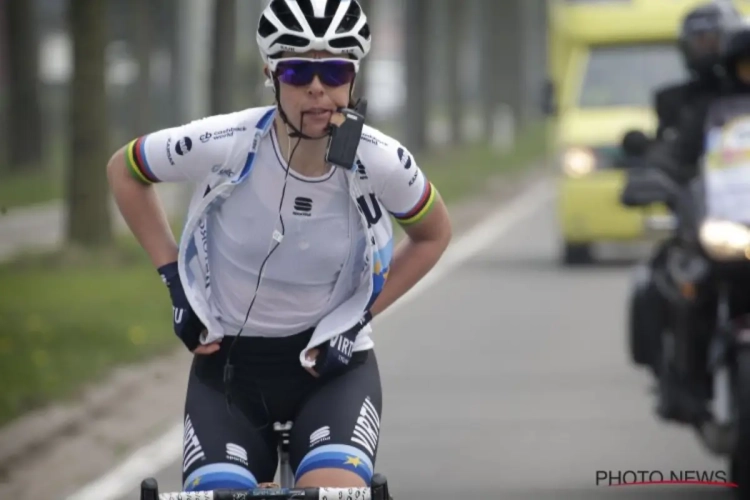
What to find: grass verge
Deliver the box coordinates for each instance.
[0,124,548,427]
[419,122,549,204]
[0,236,174,427]
[0,167,65,210]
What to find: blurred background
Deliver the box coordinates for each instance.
[5,1,735,499]
[0,0,549,431]
[0,0,548,216]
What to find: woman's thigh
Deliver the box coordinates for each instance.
[288,350,383,485]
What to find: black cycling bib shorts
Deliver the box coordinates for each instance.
[181,328,383,491]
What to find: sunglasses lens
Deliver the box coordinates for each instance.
[276,60,356,87]
[277,61,315,86]
[318,61,356,86]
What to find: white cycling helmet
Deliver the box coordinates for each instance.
[256,0,372,63]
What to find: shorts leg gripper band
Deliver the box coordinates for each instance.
[295,444,374,484]
[184,463,258,491]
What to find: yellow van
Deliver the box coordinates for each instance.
[547,0,750,265]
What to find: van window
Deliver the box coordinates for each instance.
[578,43,687,107]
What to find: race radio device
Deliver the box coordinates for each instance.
[325,98,368,169]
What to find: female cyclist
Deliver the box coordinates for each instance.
[107,0,451,493]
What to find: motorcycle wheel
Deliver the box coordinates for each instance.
[731,349,750,494]
[627,288,649,366]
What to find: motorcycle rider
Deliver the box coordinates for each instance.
[650,2,737,181]
[625,2,742,422]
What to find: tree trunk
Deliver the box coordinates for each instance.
[5,0,43,172]
[495,1,522,132]
[404,0,428,154]
[167,0,182,125]
[446,0,464,146]
[66,0,113,248]
[133,0,152,136]
[210,0,236,115]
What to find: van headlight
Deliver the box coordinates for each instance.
[562,147,596,177]
[698,218,750,260]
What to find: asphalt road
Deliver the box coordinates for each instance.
[116,196,735,500]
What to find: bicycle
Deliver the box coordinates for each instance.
[139,421,393,500]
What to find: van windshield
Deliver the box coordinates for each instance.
[578,43,688,108]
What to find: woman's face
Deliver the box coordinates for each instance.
[267,50,357,137]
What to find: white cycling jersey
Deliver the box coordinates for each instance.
[125,106,437,360]
[208,127,354,337]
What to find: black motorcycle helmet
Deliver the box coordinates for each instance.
[678,2,741,79]
[721,17,750,88]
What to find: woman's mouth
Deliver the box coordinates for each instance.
[305,108,333,117]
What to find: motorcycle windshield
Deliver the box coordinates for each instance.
[703,97,750,225]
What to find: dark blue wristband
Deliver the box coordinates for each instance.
[157,261,179,287]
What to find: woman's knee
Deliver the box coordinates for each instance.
[295,467,367,488]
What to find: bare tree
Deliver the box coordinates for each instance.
[133,0,152,136]
[66,0,112,248]
[404,0,429,154]
[211,0,237,114]
[446,0,464,146]
[478,0,522,143]
[4,0,43,172]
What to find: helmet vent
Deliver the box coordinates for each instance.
[258,15,279,38]
[270,0,304,32]
[336,1,360,33]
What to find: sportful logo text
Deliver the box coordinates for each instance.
[293,197,313,216]
[183,415,206,472]
[226,443,249,466]
[350,396,380,457]
[309,426,331,447]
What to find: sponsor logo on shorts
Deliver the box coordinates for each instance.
[350,396,380,457]
[226,442,249,466]
[309,426,331,447]
[183,414,206,472]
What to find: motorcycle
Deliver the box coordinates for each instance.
[621,97,750,495]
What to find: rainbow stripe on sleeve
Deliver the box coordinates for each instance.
[391,181,436,225]
[125,136,159,184]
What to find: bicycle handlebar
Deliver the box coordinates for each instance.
[156,487,370,500]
